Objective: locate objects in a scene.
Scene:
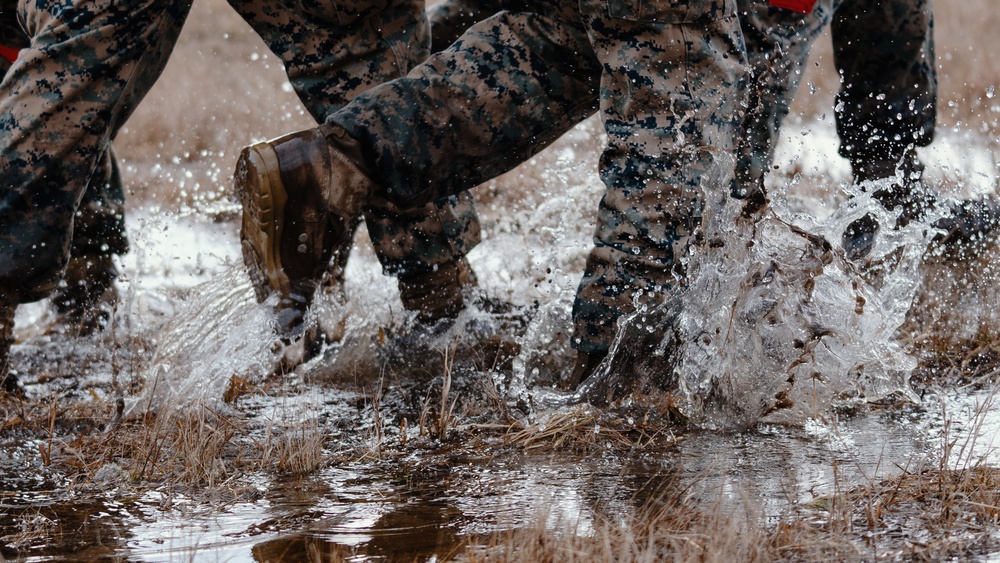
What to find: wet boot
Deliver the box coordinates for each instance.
[841,150,933,261]
[397,257,478,325]
[1,299,20,396]
[49,254,120,336]
[931,198,1000,252]
[566,350,608,389]
[234,123,374,337]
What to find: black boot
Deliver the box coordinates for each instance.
[841,150,933,261]
[566,350,608,389]
[397,257,478,325]
[931,198,1000,251]
[49,254,119,335]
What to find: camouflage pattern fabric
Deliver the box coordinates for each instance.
[331,0,748,354]
[0,0,481,303]
[336,0,934,354]
[735,0,936,195]
[2,3,130,263]
[0,0,191,302]
[427,0,503,53]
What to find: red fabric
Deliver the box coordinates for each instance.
[0,45,19,64]
[768,0,817,13]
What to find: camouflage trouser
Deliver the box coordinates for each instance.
[0,0,480,303]
[333,0,748,353]
[735,0,936,194]
[0,2,130,267]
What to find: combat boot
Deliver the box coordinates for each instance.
[397,257,478,325]
[49,254,119,335]
[841,150,933,261]
[234,124,375,336]
[566,350,607,389]
[1,299,19,395]
[932,198,1000,251]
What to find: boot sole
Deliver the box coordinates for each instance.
[235,143,291,304]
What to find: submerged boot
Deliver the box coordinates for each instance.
[566,350,608,389]
[841,151,933,261]
[1,300,19,395]
[397,257,478,325]
[49,254,119,335]
[234,124,375,337]
[932,198,1000,251]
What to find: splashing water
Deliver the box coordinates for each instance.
[576,152,945,429]
[126,264,278,417]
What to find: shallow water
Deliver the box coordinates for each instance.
[2,384,995,561]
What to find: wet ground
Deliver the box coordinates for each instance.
[3,341,1000,562]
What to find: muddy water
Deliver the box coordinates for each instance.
[1,385,992,561]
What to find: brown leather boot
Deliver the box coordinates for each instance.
[49,254,119,335]
[234,124,374,336]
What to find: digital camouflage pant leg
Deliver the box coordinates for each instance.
[0,0,191,302]
[332,0,746,354]
[232,0,482,282]
[572,0,747,353]
[330,2,601,204]
[735,0,935,194]
[427,0,503,54]
[0,1,129,266]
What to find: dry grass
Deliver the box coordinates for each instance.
[506,404,676,452]
[461,479,861,563]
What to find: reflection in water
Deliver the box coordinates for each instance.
[0,378,994,561]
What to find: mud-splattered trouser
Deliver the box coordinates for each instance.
[332,0,748,353]
[0,0,480,304]
[735,0,936,194]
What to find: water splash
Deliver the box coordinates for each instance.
[677,176,934,428]
[578,153,941,429]
[126,264,277,417]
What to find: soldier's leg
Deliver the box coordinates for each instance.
[1,5,22,390]
[832,0,935,178]
[50,146,129,334]
[0,0,191,302]
[571,0,747,361]
[832,0,936,258]
[734,0,833,201]
[0,0,191,384]
[270,0,600,322]
[1,3,129,334]
[235,0,484,324]
[330,4,600,206]
[337,2,598,319]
